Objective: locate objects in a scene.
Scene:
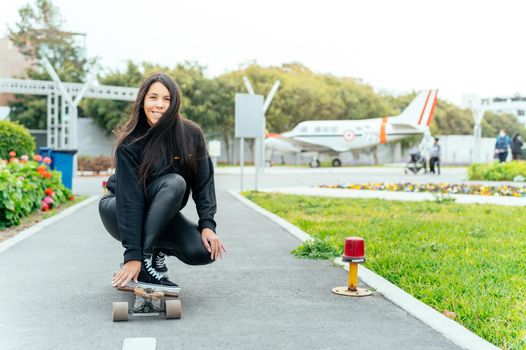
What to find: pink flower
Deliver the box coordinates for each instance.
[43,157,52,164]
[41,202,49,211]
[44,196,54,204]
[20,155,29,161]
[17,176,24,181]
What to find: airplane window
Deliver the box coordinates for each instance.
[323,126,330,132]
[315,126,321,133]
[300,126,308,133]
[331,126,337,132]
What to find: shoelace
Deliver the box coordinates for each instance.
[144,258,164,281]
[155,252,166,268]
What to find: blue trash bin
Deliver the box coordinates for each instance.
[37,147,52,160]
[37,147,78,190]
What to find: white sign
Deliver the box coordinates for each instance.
[208,140,221,157]
[235,93,264,138]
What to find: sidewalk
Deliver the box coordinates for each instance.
[0,187,461,350]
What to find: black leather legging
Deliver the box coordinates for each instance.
[98,173,213,266]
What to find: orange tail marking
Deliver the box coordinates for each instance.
[417,90,432,125]
[426,92,438,126]
[380,117,387,144]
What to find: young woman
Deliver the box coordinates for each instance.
[99,73,226,292]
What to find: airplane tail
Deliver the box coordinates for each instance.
[391,89,438,128]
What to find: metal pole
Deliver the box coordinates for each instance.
[255,138,258,191]
[60,97,66,148]
[47,93,53,147]
[240,137,244,192]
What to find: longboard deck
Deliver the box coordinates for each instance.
[117,285,179,299]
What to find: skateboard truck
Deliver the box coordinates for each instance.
[332,237,373,297]
[112,285,182,322]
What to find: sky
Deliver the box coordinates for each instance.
[1,0,525,105]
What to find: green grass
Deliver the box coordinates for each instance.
[244,191,526,349]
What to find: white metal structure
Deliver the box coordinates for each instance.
[463,95,490,163]
[0,74,137,149]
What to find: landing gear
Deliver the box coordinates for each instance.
[309,159,321,168]
[331,158,342,167]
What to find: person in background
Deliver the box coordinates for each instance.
[511,133,523,160]
[429,137,441,175]
[494,129,511,163]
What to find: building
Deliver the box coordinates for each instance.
[0,37,34,107]
[464,94,526,125]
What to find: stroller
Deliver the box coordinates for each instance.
[404,150,427,174]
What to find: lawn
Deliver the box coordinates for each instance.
[244,191,526,350]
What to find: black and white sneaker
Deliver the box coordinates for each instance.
[138,256,180,293]
[153,249,168,274]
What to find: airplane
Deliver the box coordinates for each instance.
[264,89,439,167]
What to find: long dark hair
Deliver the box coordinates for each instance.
[113,73,196,192]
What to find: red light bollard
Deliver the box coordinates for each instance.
[332,237,373,297]
[102,180,108,195]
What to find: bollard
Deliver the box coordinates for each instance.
[332,237,373,297]
[102,180,108,195]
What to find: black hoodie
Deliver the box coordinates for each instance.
[106,119,217,263]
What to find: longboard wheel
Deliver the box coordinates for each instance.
[112,302,129,322]
[165,300,181,319]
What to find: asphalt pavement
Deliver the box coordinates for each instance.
[0,167,469,350]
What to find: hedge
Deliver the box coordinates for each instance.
[0,120,35,159]
[0,155,73,229]
[468,161,526,181]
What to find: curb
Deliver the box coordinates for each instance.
[0,195,101,254]
[229,190,500,350]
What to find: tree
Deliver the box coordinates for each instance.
[7,0,91,129]
[481,112,526,139]
[82,61,144,134]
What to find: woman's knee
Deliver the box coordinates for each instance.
[159,173,186,192]
[166,244,213,266]
[148,173,186,205]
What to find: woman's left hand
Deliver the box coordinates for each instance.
[201,228,227,260]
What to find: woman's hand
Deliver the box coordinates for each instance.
[112,260,141,287]
[201,228,227,260]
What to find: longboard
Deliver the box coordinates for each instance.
[112,285,181,321]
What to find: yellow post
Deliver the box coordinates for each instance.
[348,263,358,291]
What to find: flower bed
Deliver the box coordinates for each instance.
[320,182,526,197]
[0,152,74,229]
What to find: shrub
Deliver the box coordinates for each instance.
[78,155,113,174]
[0,157,72,228]
[468,161,526,181]
[0,121,36,159]
[291,238,341,259]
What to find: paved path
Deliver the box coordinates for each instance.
[0,170,466,350]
